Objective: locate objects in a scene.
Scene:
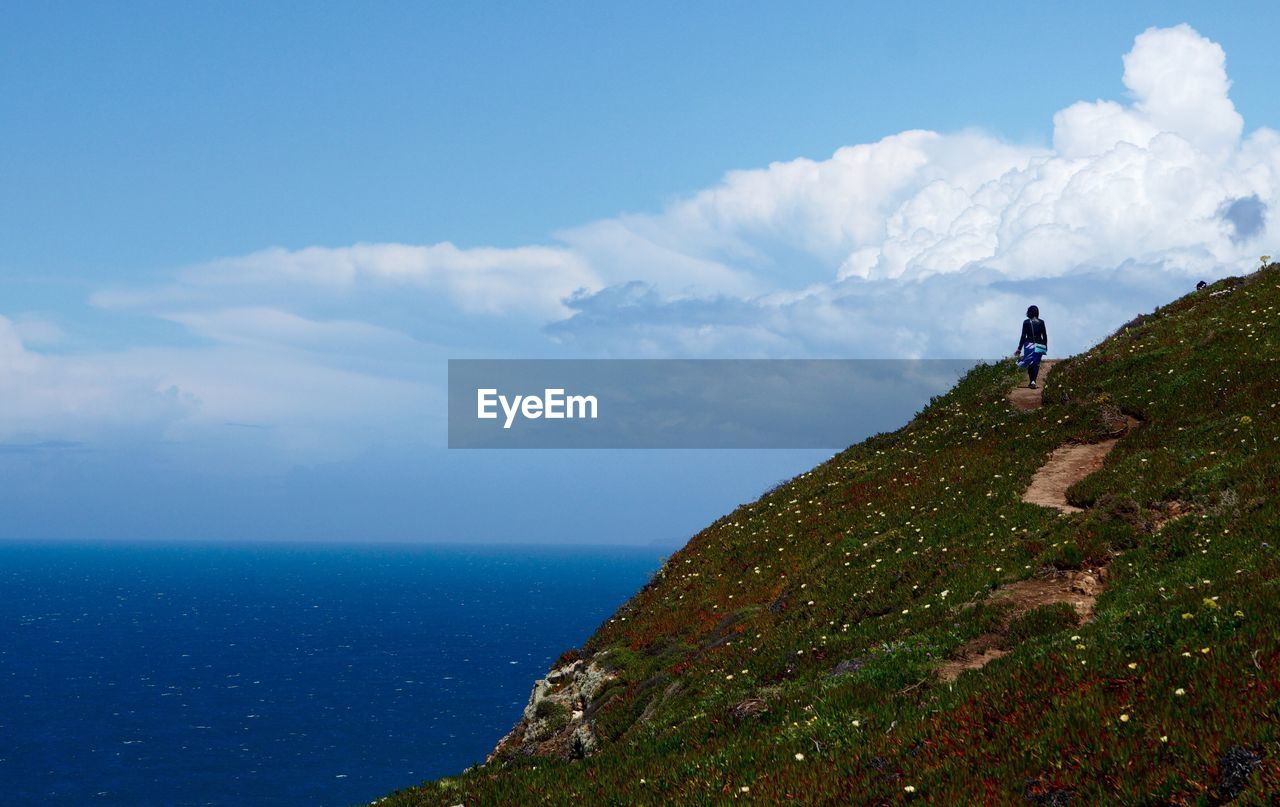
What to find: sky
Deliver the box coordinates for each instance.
[2,2,1278,544]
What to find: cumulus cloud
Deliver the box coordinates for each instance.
[547,24,1278,356]
[558,129,1041,291]
[7,23,1279,457]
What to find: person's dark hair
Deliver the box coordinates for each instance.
[1026,305,1040,319]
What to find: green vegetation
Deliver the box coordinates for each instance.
[534,700,570,733]
[382,267,1280,804]
[1004,603,1079,648]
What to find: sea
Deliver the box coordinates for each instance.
[0,541,663,806]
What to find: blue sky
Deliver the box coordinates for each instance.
[2,3,1278,543]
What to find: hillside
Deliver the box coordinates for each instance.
[382,265,1280,805]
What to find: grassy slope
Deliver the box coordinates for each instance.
[386,267,1280,805]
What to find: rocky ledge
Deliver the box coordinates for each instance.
[486,653,615,763]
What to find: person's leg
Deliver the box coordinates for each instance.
[1028,360,1040,385]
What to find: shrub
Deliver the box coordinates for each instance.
[535,699,568,722]
[1045,541,1086,570]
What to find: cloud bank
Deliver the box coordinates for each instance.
[4,24,1277,457]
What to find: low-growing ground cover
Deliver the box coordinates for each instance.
[382,266,1280,805]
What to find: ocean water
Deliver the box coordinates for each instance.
[0,541,662,806]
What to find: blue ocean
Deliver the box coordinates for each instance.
[0,542,662,806]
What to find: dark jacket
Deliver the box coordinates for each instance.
[1019,318,1047,351]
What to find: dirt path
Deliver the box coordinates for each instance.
[1021,411,1140,512]
[1022,442,1117,513]
[1007,359,1057,411]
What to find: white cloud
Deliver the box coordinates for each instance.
[0,311,438,464]
[94,241,599,320]
[0,315,195,442]
[1122,24,1242,156]
[160,307,425,353]
[565,129,1041,289]
[1054,25,1241,160]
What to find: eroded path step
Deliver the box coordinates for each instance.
[938,567,1107,683]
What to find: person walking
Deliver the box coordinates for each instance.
[1016,305,1048,388]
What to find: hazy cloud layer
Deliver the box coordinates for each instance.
[4,24,1277,458]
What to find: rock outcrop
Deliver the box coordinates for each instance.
[486,654,615,764]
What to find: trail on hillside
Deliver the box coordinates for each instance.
[941,364,1135,683]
